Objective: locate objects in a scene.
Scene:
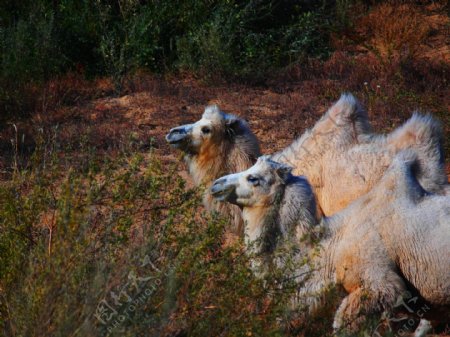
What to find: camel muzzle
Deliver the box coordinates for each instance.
[166,125,192,147]
[210,178,237,202]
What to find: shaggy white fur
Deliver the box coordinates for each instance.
[211,153,450,332]
[168,95,448,235]
[271,94,447,215]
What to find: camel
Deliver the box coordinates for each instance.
[167,95,447,228]
[166,105,261,234]
[270,95,447,215]
[210,154,450,332]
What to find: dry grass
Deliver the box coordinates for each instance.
[1,54,449,179]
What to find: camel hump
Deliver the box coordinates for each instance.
[389,113,443,153]
[383,149,427,201]
[328,93,371,136]
[388,113,447,192]
[328,93,358,116]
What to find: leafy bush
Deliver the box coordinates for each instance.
[176,1,331,81]
[0,129,322,336]
[0,1,99,117]
[0,0,338,117]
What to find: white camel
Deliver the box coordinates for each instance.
[271,94,447,215]
[211,154,450,333]
[166,105,260,234]
[167,95,448,227]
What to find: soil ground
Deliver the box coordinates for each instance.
[4,77,446,181]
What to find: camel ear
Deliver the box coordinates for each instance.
[275,163,292,182]
[225,115,240,134]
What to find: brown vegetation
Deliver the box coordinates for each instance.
[359,4,431,63]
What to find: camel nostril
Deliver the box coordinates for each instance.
[171,127,186,135]
[211,180,219,188]
[214,178,226,187]
[211,178,228,195]
[166,127,188,144]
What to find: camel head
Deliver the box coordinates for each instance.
[212,156,317,259]
[166,105,244,155]
[211,156,292,207]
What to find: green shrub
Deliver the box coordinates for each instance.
[0,129,314,336]
[0,0,338,116]
[0,1,97,118]
[177,1,331,81]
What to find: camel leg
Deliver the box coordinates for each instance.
[333,288,367,332]
[333,270,407,332]
[413,319,432,337]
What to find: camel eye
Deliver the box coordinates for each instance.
[247,175,259,185]
[201,127,211,134]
